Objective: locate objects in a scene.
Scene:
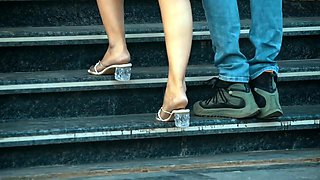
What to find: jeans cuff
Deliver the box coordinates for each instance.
[251,67,279,80]
[219,74,249,83]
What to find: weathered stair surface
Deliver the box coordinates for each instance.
[1,105,320,148]
[0,105,319,169]
[0,17,319,72]
[0,0,319,27]
[0,0,319,173]
[0,149,319,179]
[1,59,320,120]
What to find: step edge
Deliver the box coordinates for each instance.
[1,149,319,179]
[1,118,319,148]
[0,26,319,45]
[0,71,319,94]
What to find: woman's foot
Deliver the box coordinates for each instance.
[158,81,188,120]
[89,47,130,74]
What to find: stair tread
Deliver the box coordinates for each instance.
[1,59,320,84]
[1,17,319,37]
[0,0,319,171]
[0,149,319,179]
[1,104,319,147]
[0,59,319,95]
[0,17,319,46]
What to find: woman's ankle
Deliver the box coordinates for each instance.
[101,47,130,65]
[162,84,188,110]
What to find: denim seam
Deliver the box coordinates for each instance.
[219,74,249,83]
[251,66,279,80]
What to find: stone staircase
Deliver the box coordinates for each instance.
[0,0,319,175]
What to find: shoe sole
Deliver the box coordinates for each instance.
[193,105,260,119]
[259,110,283,119]
[193,91,260,119]
[254,88,283,119]
[88,63,132,75]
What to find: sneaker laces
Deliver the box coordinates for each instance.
[204,79,229,105]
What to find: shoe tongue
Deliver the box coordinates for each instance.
[216,79,237,88]
[252,72,274,88]
[216,79,250,92]
[253,72,277,93]
[230,83,249,92]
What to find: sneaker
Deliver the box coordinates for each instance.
[250,72,283,119]
[193,78,259,118]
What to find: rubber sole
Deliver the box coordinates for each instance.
[193,91,260,119]
[254,87,283,119]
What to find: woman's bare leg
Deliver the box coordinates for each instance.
[90,0,130,72]
[158,0,193,118]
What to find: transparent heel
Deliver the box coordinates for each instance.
[172,110,190,128]
[115,64,132,81]
[156,108,190,128]
[88,62,132,81]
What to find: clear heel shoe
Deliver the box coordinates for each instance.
[114,64,132,81]
[156,107,190,128]
[88,61,132,81]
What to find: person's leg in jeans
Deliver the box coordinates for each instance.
[201,0,249,82]
[249,0,283,118]
[193,0,259,118]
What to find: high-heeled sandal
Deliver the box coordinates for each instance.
[88,61,132,81]
[156,107,190,127]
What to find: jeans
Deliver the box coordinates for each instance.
[202,0,283,82]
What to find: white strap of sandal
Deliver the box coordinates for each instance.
[94,60,108,73]
[93,61,101,73]
[157,107,173,122]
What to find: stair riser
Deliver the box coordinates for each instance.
[0,35,319,73]
[0,129,318,169]
[1,80,319,121]
[0,0,319,172]
[0,0,319,27]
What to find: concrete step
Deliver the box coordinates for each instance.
[1,149,319,179]
[0,59,319,120]
[1,129,318,169]
[0,0,319,175]
[1,104,320,148]
[1,18,319,46]
[0,17,319,72]
[0,0,319,27]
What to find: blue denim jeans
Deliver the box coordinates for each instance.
[202,0,283,82]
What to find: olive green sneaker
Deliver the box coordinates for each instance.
[250,72,283,119]
[193,78,259,118]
